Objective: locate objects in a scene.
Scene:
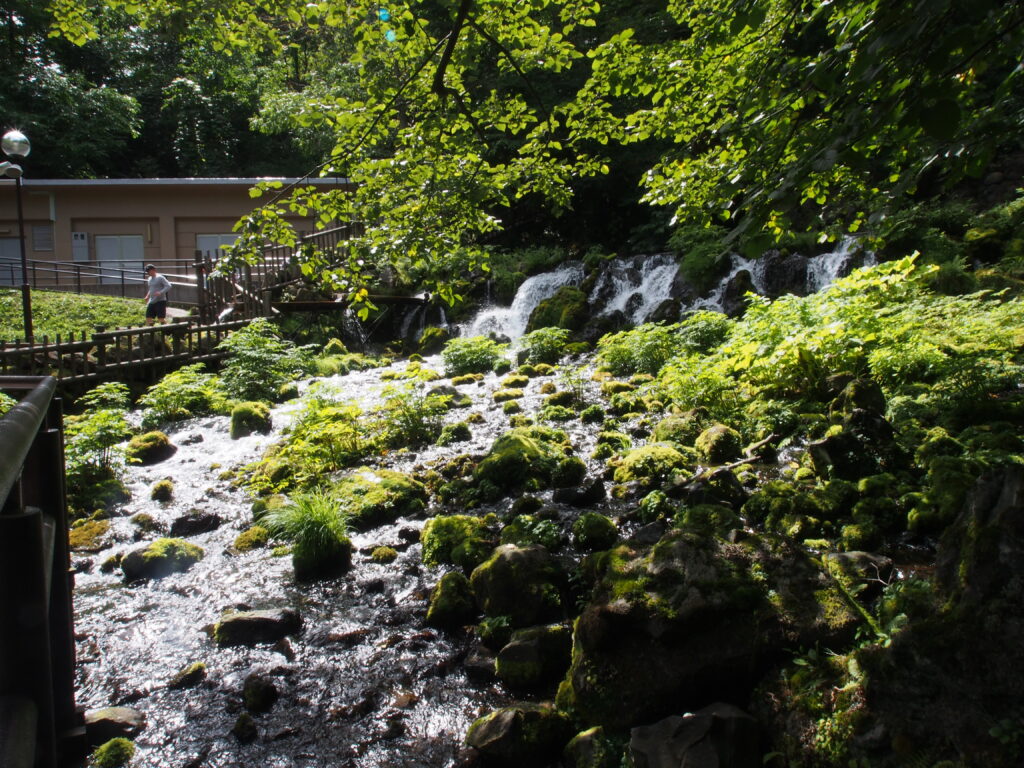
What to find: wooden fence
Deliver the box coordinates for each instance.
[0,319,251,384]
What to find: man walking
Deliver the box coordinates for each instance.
[143,264,171,325]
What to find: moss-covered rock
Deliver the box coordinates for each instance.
[493,388,524,403]
[421,514,495,571]
[92,737,135,768]
[495,623,572,689]
[437,421,471,446]
[125,431,176,465]
[233,525,269,552]
[470,544,565,627]
[337,468,428,531]
[612,443,692,486]
[425,570,477,629]
[650,409,710,446]
[474,426,585,497]
[694,423,743,464]
[150,478,174,502]
[572,512,619,551]
[243,673,278,713]
[213,608,302,647]
[121,538,204,581]
[500,515,562,551]
[526,286,590,332]
[230,401,272,439]
[501,374,530,388]
[371,545,399,563]
[68,518,111,552]
[167,661,207,690]
[418,325,450,355]
[464,704,575,767]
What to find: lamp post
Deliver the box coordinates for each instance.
[2,129,32,342]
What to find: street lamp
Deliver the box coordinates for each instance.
[2,129,32,342]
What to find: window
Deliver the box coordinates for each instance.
[32,224,53,252]
[196,234,238,258]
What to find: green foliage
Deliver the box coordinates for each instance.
[442,336,509,377]
[500,515,562,551]
[421,514,493,571]
[0,290,145,343]
[76,382,131,412]
[597,323,684,376]
[0,392,15,417]
[64,384,132,512]
[377,384,450,448]
[669,225,730,294]
[263,490,352,579]
[520,327,572,365]
[217,318,313,402]
[138,364,224,429]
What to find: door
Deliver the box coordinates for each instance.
[95,235,144,285]
[0,238,20,286]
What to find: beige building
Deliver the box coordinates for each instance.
[0,177,348,295]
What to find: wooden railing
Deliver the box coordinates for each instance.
[0,319,251,383]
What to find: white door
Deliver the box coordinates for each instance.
[95,235,144,285]
[0,238,20,286]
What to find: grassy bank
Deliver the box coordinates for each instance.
[0,289,147,342]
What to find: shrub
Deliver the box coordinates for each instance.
[376,384,450,448]
[520,327,572,365]
[263,490,353,580]
[597,323,684,376]
[217,317,314,402]
[64,388,132,512]
[669,224,731,294]
[442,336,508,376]
[139,364,222,428]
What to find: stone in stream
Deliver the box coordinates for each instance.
[425,571,476,630]
[243,673,279,713]
[213,608,303,648]
[124,430,176,465]
[464,704,575,767]
[84,706,146,746]
[120,537,204,581]
[552,476,606,507]
[494,623,572,690]
[169,508,223,537]
[628,703,761,768]
[167,661,206,690]
[470,545,566,628]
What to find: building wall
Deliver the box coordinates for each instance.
[0,178,348,291]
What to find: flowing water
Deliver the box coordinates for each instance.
[73,242,870,765]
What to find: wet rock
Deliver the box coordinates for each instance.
[230,401,272,439]
[474,426,586,498]
[169,509,222,537]
[553,477,606,507]
[579,309,631,344]
[571,512,619,551]
[464,644,496,682]
[759,250,809,298]
[213,608,303,648]
[694,424,743,464]
[808,409,901,480]
[337,468,429,531]
[84,706,146,746]
[720,269,754,317]
[495,623,572,690]
[830,377,886,417]
[425,571,477,630]
[243,673,279,713]
[428,384,473,408]
[670,467,748,510]
[470,545,566,628]
[120,538,204,582]
[167,662,206,690]
[464,704,575,767]
[628,703,760,768]
[231,712,258,743]
[178,432,204,446]
[647,298,681,324]
[526,286,590,332]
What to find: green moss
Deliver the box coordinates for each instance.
[613,443,692,486]
[167,661,206,690]
[517,364,539,377]
[418,325,450,355]
[336,469,428,531]
[650,410,709,446]
[534,363,555,376]
[580,404,606,424]
[572,512,618,551]
[371,545,399,563]
[545,390,576,407]
[501,515,562,550]
[502,374,530,388]
[230,401,272,439]
[694,423,743,464]
[121,537,205,581]
[421,514,493,570]
[600,380,635,396]
[276,381,299,402]
[540,404,576,422]
[451,373,484,386]
[93,737,135,768]
[150,479,174,502]
[526,286,589,331]
[233,525,269,552]
[68,519,110,551]
[474,426,582,496]
[674,503,739,535]
[437,421,471,446]
[493,388,525,402]
[125,430,174,465]
[503,400,522,414]
[426,570,476,629]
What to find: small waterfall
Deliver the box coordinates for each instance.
[589,253,679,324]
[806,236,874,292]
[463,261,585,340]
[399,303,426,341]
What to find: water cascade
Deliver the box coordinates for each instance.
[463,261,585,340]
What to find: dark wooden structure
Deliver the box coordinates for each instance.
[0,376,84,768]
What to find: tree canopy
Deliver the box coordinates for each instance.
[39,0,1024,307]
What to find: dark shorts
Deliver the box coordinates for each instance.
[146,300,168,319]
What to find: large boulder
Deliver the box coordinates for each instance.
[337,468,428,531]
[558,530,858,728]
[120,538,204,581]
[628,703,760,768]
[470,545,566,628]
[464,704,575,767]
[169,509,222,537]
[425,571,477,630]
[495,623,572,690]
[526,286,590,332]
[124,431,176,465]
[758,250,809,298]
[474,426,586,497]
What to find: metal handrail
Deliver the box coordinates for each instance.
[0,376,55,516]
